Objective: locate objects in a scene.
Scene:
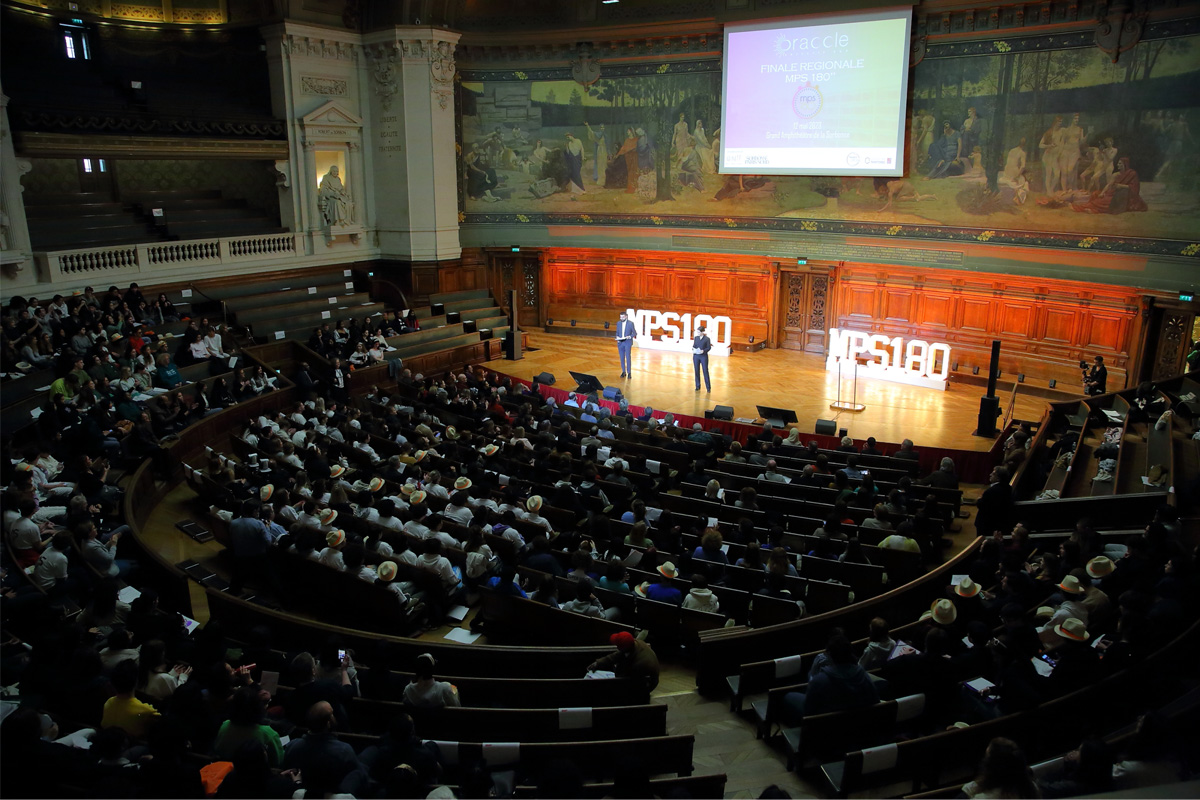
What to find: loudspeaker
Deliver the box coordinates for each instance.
[535,371,555,385]
[503,330,523,360]
[462,319,477,334]
[977,395,1001,437]
[815,418,837,435]
[712,404,734,421]
[602,386,621,400]
[431,303,445,316]
[446,311,461,324]
[985,339,1001,397]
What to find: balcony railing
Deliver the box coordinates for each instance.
[39,232,304,282]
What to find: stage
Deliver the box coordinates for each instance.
[488,332,1057,453]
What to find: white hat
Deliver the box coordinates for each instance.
[377,561,398,582]
[259,484,274,502]
[954,577,981,598]
[1054,617,1089,641]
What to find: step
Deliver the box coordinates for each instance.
[24,203,127,217]
[200,272,356,301]
[233,292,374,325]
[224,284,363,313]
[429,288,492,305]
[123,189,223,203]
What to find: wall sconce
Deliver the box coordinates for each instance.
[972,366,980,375]
[1017,374,1025,383]
[1048,379,1057,388]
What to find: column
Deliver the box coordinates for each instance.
[363,27,461,262]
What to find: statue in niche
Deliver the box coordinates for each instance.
[318,165,350,227]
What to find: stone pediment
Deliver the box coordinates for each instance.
[301,101,362,129]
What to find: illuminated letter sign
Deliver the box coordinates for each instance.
[629,308,733,356]
[826,328,950,391]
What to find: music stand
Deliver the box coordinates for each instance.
[756,405,799,429]
[569,371,604,394]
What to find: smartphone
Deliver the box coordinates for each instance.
[337,649,347,661]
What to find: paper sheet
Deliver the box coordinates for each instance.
[860,743,899,774]
[321,311,331,319]
[558,707,593,729]
[707,517,719,528]
[482,742,520,766]
[645,460,662,475]
[181,289,193,298]
[964,677,995,693]
[278,735,290,747]
[308,287,316,294]
[345,281,354,289]
[275,331,285,340]
[329,297,337,304]
[1031,656,1054,677]
[118,586,142,604]
[181,615,201,635]
[895,693,925,722]
[260,670,280,697]
[445,605,470,622]
[344,269,352,277]
[444,628,481,644]
[772,654,803,679]
[585,670,616,679]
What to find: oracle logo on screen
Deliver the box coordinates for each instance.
[827,328,951,387]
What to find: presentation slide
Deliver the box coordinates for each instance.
[720,7,912,177]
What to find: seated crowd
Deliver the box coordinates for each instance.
[4,340,1196,798]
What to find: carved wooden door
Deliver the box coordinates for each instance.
[1149,303,1196,381]
[491,252,542,329]
[777,267,833,353]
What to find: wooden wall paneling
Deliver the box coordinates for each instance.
[830,263,1141,388]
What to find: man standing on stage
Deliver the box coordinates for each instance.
[692,323,712,393]
[615,311,636,378]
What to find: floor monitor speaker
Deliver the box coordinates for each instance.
[535,371,555,385]
[712,405,734,421]
[815,418,837,435]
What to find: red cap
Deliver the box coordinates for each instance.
[610,632,636,651]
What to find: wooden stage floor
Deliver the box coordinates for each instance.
[489,332,1055,453]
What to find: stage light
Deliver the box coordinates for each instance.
[1049,379,1057,388]
[972,366,979,375]
[1018,373,1025,383]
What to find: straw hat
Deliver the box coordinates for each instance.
[954,577,981,598]
[482,444,499,457]
[634,582,650,598]
[319,508,338,526]
[413,450,427,463]
[454,477,472,491]
[326,529,346,548]
[330,464,346,479]
[1054,617,1089,641]
[929,598,958,625]
[409,490,427,506]
[445,426,460,440]
[1086,556,1115,579]
[400,482,417,496]
[657,561,678,579]
[526,495,543,513]
[259,484,274,502]
[1058,575,1085,595]
[377,561,398,582]
[369,477,385,493]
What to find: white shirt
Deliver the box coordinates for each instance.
[318,547,345,571]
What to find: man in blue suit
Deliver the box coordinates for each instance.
[692,323,712,392]
[615,310,635,378]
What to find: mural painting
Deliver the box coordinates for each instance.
[459,29,1200,253]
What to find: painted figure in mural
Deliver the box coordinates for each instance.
[318,165,350,226]
[564,133,586,194]
[636,128,655,172]
[672,113,691,157]
[877,179,937,212]
[677,144,704,191]
[508,126,529,146]
[529,139,550,174]
[1039,115,1065,193]
[1001,137,1028,185]
[464,144,501,202]
[912,109,936,169]
[1073,157,1148,214]
[1155,113,1193,181]
[483,127,509,169]
[710,127,721,170]
[960,107,984,161]
[585,122,608,184]
[997,169,1029,206]
[1060,113,1086,191]
[612,127,640,193]
[696,118,710,173]
[925,122,963,179]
